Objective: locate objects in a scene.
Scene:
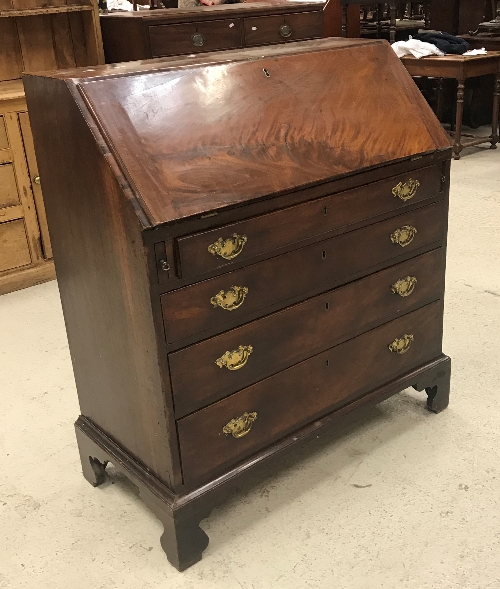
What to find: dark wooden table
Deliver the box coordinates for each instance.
[401,53,500,160]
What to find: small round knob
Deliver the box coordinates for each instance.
[279,23,292,38]
[191,33,205,47]
[33,175,41,185]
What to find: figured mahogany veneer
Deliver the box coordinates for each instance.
[24,39,452,571]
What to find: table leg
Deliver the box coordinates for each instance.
[453,80,465,160]
[436,77,445,122]
[389,2,396,43]
[491,73,500,149]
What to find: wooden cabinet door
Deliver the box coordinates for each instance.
[18,111,52,259]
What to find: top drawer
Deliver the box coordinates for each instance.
[243,11,323,47]
[149,19,243,57]
[176,166,443,279]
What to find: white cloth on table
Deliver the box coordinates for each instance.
[391,39,445,59]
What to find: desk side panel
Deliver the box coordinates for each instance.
[23,75,179,489]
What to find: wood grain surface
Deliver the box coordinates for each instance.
[78,39,450,225]
[170,249,444,417]
[162,202,445,343]
[178,301,443,484]
[176,165,443,279]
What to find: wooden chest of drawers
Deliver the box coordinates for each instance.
[100,1,324,63]
[24,38,452,571]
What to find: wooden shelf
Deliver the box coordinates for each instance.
[0,4,93,17]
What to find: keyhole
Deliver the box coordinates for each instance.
[325,359,330,367]
[325,302,329,310]
[263,68,270,78]
[322,250,327,259]
[324,206,328,215]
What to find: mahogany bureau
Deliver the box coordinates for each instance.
[24,38,452,571]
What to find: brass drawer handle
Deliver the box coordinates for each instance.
[191,32,205,47]
[279,23,292,38]
[223,412,257,438]
[390,225,417,248]
[391,276,417,297]
[211,285,248,311]
[216,345,253,370]
[392,178,420,201]
[389,334,414,355]
[33,175,41,185]
[208,233,247,260]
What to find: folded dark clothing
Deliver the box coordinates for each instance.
[413,32,470,55]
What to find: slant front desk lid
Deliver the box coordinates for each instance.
[31,39,451,226]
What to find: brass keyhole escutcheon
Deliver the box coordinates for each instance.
[389,334,414,355]
[208,233,247,260]
[211,285,248,311]
[390,225,417,248]
[391,276,417,297]
[216,345,253,370]
[191,32,205,47]
[392,178,420,201]
[279,23,292,37]
[223,412,257,438]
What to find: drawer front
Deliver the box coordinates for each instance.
[149,19,243,57]
[178,301,443,484]
[176,166,443,279]
[162,202,445,343]
[0,164,20,209]
[0,116,8,150]
[170,249,443,417]
[243,11,322,47]
[0,219,32,273]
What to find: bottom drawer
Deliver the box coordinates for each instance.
[0,219,31,273]
[178,301,443,484]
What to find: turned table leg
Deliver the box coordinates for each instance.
[453,79,465,160]
[491,73,500,149]
[435,77,445,123]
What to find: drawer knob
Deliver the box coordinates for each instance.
[208,233,247,260]
[389,334,414,355]
[391,276,417,297]
[211,285,248,311]
[392,178,420,201]
[33,175,41,185]
[191,32,205,47]
[279,23,292,38]
[216,345,253,370]
[223,411,257,438]
[390,225,417,248]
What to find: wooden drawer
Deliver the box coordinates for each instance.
[162,202,445,344]
[0,164,20,209]
[169,249,443,417]
[178,301,443,484]
[176,166,443,279]
[0,116,8,150]
[0,219,31,273]
[149,19,243,57]
[243,11,322,47]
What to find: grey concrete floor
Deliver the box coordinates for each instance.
[1,144,499,589]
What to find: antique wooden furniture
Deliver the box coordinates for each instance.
[24,38,452,571]
[0,81,55,293]
[401,53,500,159]
[341,1,429,42]
[429,0,488,35]
[0,0,104,294]
[100,1,325,62]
